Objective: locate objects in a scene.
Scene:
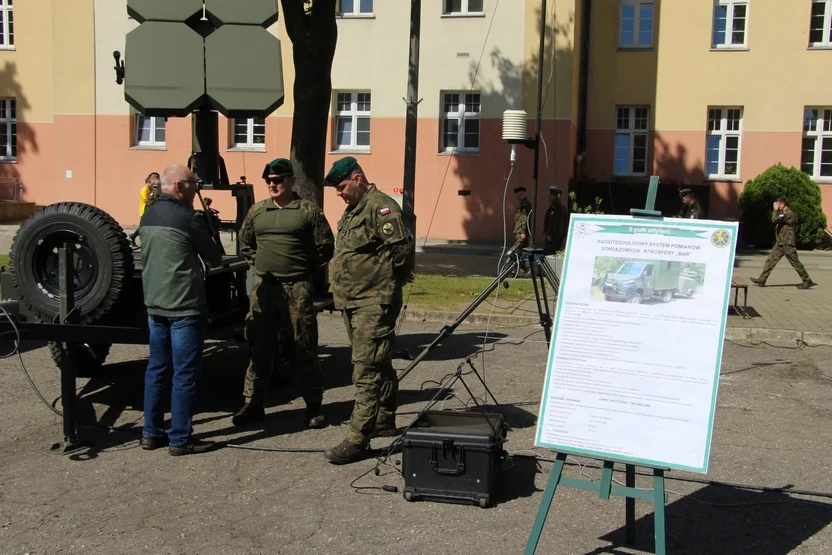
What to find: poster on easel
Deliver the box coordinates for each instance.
[535,214,739,473]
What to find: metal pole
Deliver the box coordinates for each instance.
[530,0,548,248]
[401,0,421,239]
[59,245,79,446]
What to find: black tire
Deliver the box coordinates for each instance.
[9,202,134,325]
[48,342,112,378]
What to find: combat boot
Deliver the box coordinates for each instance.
[750,277,765,287]
[369,424,401,439]
[798,280,816,289]
[306,403,326,429]
[323,439,369,465]
[231,402,265,427]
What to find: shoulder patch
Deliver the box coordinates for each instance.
[382,222,395,236]
[380,207,391,216]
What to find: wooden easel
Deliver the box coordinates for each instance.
[525,177,670,554]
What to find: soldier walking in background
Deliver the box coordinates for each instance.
[321,157,414,465]
[677,188,703,219]
[231,158,335,428]
[750,197,815,289]
[543,186,568,255]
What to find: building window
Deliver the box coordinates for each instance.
[810,0,832,46]
[337,0,373,16]
[232,117,266,149]
[443,0,484,15]
[0,99,16,161]
[333,92,371,150]
[613,106,649,175]
[706,107,742,178]
[619,0,653,48]
[802,108,832,179]
[135,115,166,147]
[441,92,480,152]
[712,1,748,48]
[0,0,13,49]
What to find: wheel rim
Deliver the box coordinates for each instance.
[33,230,99,300]
[628,296,640,304]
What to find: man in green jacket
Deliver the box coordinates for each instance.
[751,197,815,289]
[321,157,414,465]
[139,164,223,456]
[231,158,335,428]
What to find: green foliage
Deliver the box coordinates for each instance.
[569,191,604,215]
[737,164,827,249]
[592,257,632,278]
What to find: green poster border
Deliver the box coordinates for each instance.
[534,215,739,473]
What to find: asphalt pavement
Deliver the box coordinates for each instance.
[0,315,831,554]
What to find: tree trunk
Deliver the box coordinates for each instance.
[280,0,338,209]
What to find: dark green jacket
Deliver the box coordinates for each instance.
[139,194,223,317]
[331,185,414,309]
[238,194,334,278]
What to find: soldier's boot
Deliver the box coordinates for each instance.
[797,280,816,289]
[231,402,265,427]
[369,423,401,439]
[306,402,327,429]
[750,277,765,287]
[323,439,369,465]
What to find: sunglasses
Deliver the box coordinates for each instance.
[266,175,292,185]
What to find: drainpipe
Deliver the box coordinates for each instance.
[577,0,591,170]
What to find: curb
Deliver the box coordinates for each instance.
[403,309,832,345]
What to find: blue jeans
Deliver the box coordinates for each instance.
[143,314,207,447]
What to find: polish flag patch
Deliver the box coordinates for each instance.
[379,207,391,216]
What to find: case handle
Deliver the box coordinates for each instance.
[430,441,466,476]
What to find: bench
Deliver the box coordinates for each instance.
[731,277,750,318]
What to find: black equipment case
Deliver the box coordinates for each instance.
[401,410,507,508]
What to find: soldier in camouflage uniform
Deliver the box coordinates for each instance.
[543,186,568,255]
[512,187,533,272]
[676,189,703,219]
[321,157,414,465]
[231,158,335,428]
[751,197,815,289]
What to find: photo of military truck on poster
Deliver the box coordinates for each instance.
[590,257,707,307]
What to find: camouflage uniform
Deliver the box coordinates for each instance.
[543,198,568,255]
[331,184,414,447]
[679,202,703,219]
[238,194,335,407]
[757,208,811,284]
[513,197,533,251]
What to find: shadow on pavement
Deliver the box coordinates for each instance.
[394,331,508,364]
[591,485,832,555]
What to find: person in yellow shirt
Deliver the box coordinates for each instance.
[130,172,160,246]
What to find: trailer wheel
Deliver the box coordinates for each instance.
[9,203,134,325]
[48,342,111,378]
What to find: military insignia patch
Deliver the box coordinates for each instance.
[382,222,395,236]
[380,207,391,216]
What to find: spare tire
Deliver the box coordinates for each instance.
[9,202,134,325]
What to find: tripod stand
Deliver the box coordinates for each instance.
[397,247,561,384]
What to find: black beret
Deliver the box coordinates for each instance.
[323,156,359,186]
[513,186,527,193]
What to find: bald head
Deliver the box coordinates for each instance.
[161,164,198,206]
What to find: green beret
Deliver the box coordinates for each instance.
[262,158,293,179]
[323,156,358,186]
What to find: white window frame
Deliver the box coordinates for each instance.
[712,0,749,49]
[0,98,16,161]
[231,117,266,150]
[802,108,832,181]
[613,106,650,176]
[705,107,743,179]
[0,0,13,50]
[619,0,654,48]
[134,114,166,147]
[810,0,832,47]
[333,91,371,151]
[440,92,481,153]
[337,0,373,17]
[442,0,484,16]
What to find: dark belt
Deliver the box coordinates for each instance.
[259,273,310,285]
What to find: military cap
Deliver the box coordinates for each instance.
[262,158,293,179]
[513,186,527,193]
[549,186,560,193]
[323,156,359,186]
[679,188,692,197]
